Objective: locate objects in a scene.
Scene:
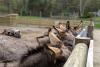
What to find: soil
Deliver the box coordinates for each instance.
[0,26,48,67]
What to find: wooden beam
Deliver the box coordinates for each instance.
[75,37,90,47]
[86,40,93,67]
[63,43,88,67]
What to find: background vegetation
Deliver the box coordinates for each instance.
[0,0,100,28]
[0,0,100,17]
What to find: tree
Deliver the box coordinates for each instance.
[0,0,100,17]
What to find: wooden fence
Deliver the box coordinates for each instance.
[0,14,94,67]
[63,22,94,67]
[0,14,91,28]
[0,14,18,26]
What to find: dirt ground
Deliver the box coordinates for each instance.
[94,29,100,67]
[0,26,48,67]
[0,26,98,67]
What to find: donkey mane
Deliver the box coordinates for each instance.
[20,46,44,63]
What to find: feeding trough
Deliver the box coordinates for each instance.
[63,21,94,67]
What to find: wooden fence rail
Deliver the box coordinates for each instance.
[86,40,93,67]
[63,22,93,67]
[63,43,88,67]
[0,14,18,26]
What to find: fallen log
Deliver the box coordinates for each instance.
[63,43,88,67]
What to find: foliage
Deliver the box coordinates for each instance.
[0,0,100,17]
[95,24,100,29]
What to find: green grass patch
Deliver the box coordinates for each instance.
[15,16,55,27]
[80,17,100,22]
[80,18,90,21]
[94,17,100,22]
[18,16,43,20]
[95,24,100,28]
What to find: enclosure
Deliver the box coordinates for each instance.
[0,14,94,67]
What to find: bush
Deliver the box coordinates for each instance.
[81,12,96,18]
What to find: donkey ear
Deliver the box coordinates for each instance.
[52,25,64,33]
[76,21,83,29]
[52,26,55,29]
[48,27,52,33]
[52,26,60,33]
[66,21,71,30]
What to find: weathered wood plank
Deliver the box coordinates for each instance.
[75,37,90,46]
[63,43,88,67]
[86,40,93,67]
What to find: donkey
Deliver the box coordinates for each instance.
[52,24,75,48]
[36,23,74,60]
[19,44,56,67]
[18,28,57,67]
[2,29,21,38]
[71,20,83,36]
[19,20,82,67]
[19,26,73,67]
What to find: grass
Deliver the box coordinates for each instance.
[15,16,55,27]
[0,15,100,28]
[94,17,100,28]
[18,16,43,20]
[74,17,100,29]
[95,24,100,28]
[94,17,100,22]
[0,15,55,27]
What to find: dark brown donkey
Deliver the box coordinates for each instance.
[19,23,76,67]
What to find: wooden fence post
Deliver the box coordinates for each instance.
[87,22,94,39]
